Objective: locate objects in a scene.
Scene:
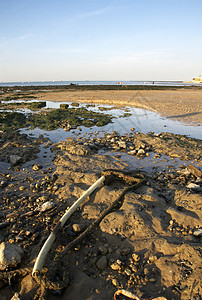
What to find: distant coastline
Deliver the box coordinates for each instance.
[0,80,200,88]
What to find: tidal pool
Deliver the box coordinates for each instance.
[20,101,201,141]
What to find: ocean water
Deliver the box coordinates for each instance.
[0,80,198,87]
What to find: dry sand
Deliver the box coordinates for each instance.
[37,89,202,125]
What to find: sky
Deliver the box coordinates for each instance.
[0,0,202,82]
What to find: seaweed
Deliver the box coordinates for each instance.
[0,112,27,130]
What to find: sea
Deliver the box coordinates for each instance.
[0,80,198,87]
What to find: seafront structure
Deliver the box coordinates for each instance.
[192,76,202,83]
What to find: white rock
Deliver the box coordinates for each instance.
[40,201,55,212]
[128,150,136,156]
[0,242,24,270]
[9,155,22,165]
[186,183,200,190]
[117,141,127,149]
[10,292,22,300]
[137,149,145,155]
[193,229,202,237]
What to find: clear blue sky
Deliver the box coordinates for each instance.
[1,0,201,82]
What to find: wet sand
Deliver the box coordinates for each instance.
[0,87,202,300]
[36,89,202,124]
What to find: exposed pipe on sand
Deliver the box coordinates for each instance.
[32,175,105,277]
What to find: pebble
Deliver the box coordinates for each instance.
[72,223,85,233]
[10,155,22,165]
[98,245,108,255]
[110,262,121,271]
[39,201,55,212]
[137,149,145,156]
[132,253,140,262]
[121,248,131,256]
[10,293,22,300]
[149,277,157,283]
[125,268,132,276]
[186,183,200,190]
[19,186,25,191]
[32,164,41,171]
[128,150,136,156]
[96,256,108,271]
[193,229,202,237]
[112,278,119,287]
[0,242,24,270]
[0,181,8,188]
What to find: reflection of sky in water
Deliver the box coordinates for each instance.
[20,101,201,142]
[2,99,201,140]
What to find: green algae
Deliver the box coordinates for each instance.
[0,111,27,130]
[0,106,112,131]
[1,101,46,110]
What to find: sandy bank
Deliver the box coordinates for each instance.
[37,89,202,125]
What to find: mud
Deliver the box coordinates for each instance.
[0,130,201,300]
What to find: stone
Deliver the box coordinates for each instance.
[137,149,145,156]
[96,256,108,271]
[128,150,136,156]
[40,201,55,212]
[10,293,22,300]
[187,164,202,178]
[112,278,119,286]
[132,253,140,262]
[193,229,202,237]
[98,245,108,255]
[72,223,85,233]
[9,155,22,165]
[121,248,131,256]
[0,222,10,229]
[110,262,121,271]
[0,242,24,270]
[32,164,41,171]
[117,141,127,149]
[186,183,200,191]
[125,268,132,276]
[0,181,8,188]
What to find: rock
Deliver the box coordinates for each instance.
[32,164,41,171]
[0,242,24,270]
[98,245,108,255]
[186,183,200,191]
[112,278,119,286]
[128,150,136,156]
[121,248,131,256]
[10,293,22,300]
[187,164,202,178]
[96,256,108,271]
[19,186,25,191]
[149,277,157,283]
[132,253,140,262]
[125,268,132,276]
[0,180,8,188]
[0,222,10,229]
[193,229,202,237]
[72,223,85,233]
[9,155,22,165]
[40,201,55,212]
[117,141,127,149]
[60,104,69,109]
[137,149,145,156]
[110,262,121,271]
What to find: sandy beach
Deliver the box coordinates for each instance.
[36,88,202,125]
[0,86,202,300]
